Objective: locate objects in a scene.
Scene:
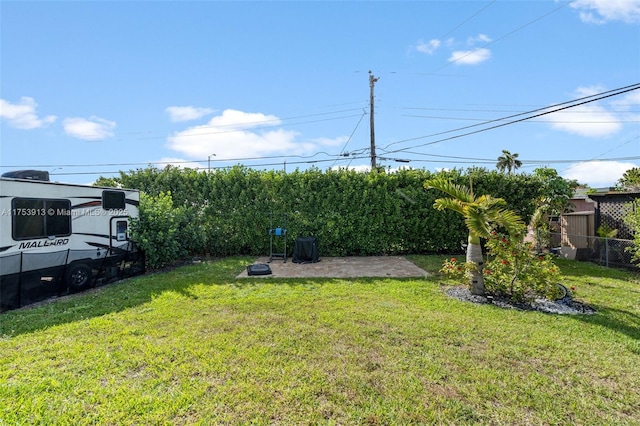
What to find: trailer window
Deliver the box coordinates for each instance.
[102,190,126,210]
[12,198,72,240]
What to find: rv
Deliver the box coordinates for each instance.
[0,173,144,311]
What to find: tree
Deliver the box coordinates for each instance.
[617,167,640,191]
[496,150,522,175]
[529,167,578,250]
[424,177,524,296]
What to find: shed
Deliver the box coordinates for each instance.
[560,211,595,249]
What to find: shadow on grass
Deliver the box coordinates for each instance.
[0,257,426,338]
[0,257,258,337]
[7,256,636,341]
[555,258,640,340]
[569,305,640,341]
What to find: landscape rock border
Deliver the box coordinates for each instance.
[445,286,596,315]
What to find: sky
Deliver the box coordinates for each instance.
[1,0,639,188]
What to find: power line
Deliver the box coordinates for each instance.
[141,111,366,141]
[330,109,368,169]
[560,135,640,173]
[437,0,496,40]
[399,106,639,114]
[42,151,640,178]
[3,143,374,171]
[401,114,639,124]
[424,1,571,75]
[380,82,640,154]
[4,81,637,176]
[395,150,640,165]
[47,155,374,177]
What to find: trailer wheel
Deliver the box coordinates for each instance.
[66,263,92,291]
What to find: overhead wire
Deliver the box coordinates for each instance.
[401,114,639,124]
[141,111,366,141]
[6,83,638,175]
[437,0,497,40]
[44,153,640,177]
[559,135,640,173]
[424,0,572,75]
[5,1,637,177]
[47,154,374,177]
[329,109,368,169]
[380,83,640,154]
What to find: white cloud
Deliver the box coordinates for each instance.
[570,0,640,24]
[610,90,640,110]
[610,91,640,132]
[562,161,637,187]
[166,106,215,122]
[63,116,116,141]
[467,34,492,44]
[545,104,621,137]
[416,39,440,54]
[0,97,56,129]
[449,48,491,65]
[544,86,625,137]
[206,109,280,130]
[417,33,492,64]
[167,109,341,160]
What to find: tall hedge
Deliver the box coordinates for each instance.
[96,165,573,264]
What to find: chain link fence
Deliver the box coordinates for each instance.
[546,232,638,269]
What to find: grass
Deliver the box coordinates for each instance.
[1,256,639,425]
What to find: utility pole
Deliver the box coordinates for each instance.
[369,70,379,170]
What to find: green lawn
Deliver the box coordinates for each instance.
[1,256,639,425]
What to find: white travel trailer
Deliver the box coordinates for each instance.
[0,172,144,311]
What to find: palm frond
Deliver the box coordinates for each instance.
[425,177,524,239]
[490,208,525,237]
[476,195,507,209]
[433,198,466,215]
[424,178,473,203]
[465,211,492,238]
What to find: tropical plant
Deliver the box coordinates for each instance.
[424,177,523,295]
[440,232,564,301]
[616,167,640,191]
[496,150,522,175]
[528,168,577,251]
[483,231,562,301]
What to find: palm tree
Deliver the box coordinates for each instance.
[496,150,522,175]
[424,177,524,296]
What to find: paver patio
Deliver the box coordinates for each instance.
[237,256,429,279]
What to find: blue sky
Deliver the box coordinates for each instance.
[1,0,639,187]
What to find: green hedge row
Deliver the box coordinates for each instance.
[97,166,574,267]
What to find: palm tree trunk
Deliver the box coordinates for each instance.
[466,235,485,296]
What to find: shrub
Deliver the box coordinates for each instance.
[484,232,562,301]
[103,165,573,258]
[441,232,563,302]
[131,191,188,269]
